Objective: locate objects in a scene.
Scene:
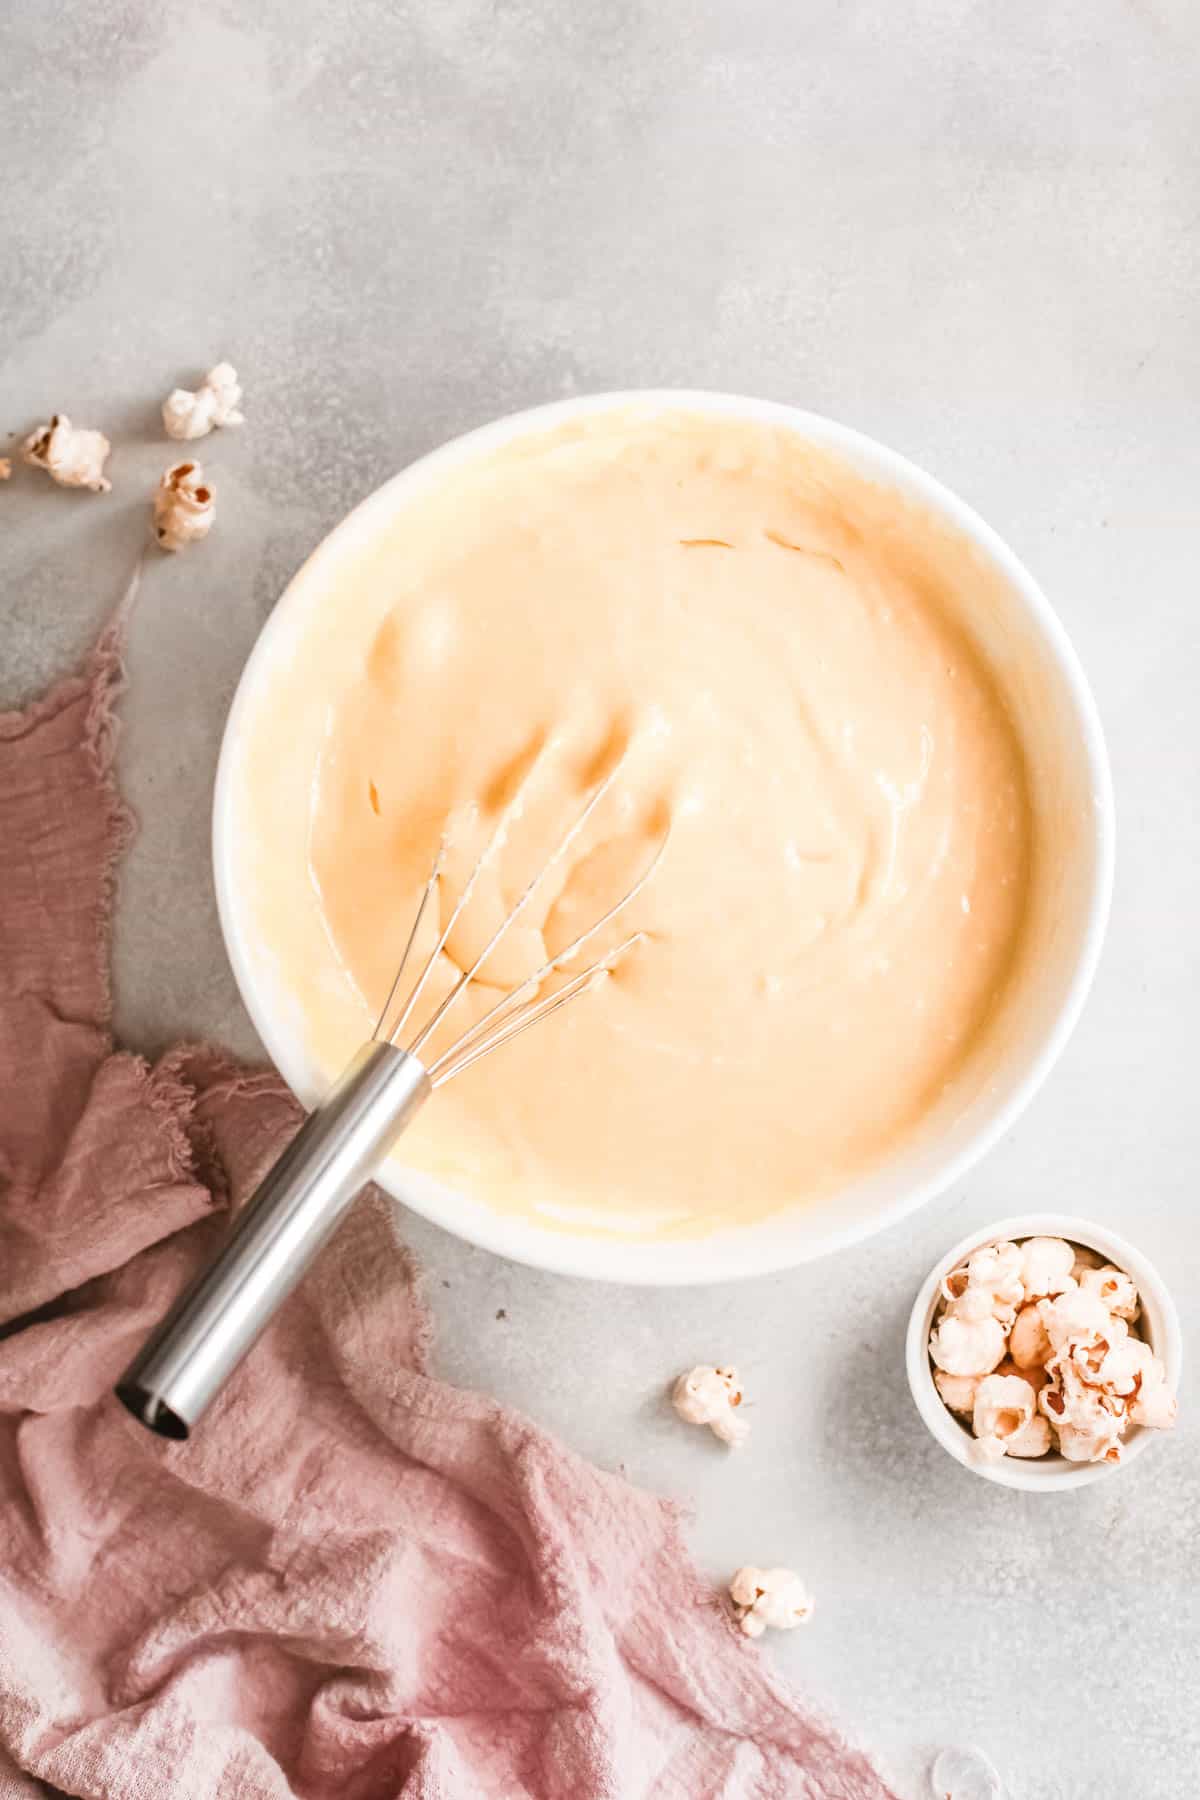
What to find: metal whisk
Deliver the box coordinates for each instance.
[117,756,664,1439]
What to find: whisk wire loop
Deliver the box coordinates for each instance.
[374,759,664,1082]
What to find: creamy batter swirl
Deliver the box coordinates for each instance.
[245,412,1032,1237]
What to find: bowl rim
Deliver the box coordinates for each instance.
[906,1213,1183,1490]
[212,389,1116,1284]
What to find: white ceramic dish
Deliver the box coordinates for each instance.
[906,1214,1182,1490]
[213,391,1114,1284]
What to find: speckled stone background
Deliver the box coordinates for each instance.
[3,4,1199,1795]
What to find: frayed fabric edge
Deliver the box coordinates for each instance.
[80,562,142,1037]
[0,560,143,1039]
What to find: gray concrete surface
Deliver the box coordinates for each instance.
[3,4,1199,1795]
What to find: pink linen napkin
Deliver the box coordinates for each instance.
[0,622,896,1799]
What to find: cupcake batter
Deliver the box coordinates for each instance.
[240,411,1032,1236]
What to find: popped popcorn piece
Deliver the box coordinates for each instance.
[1018,1235,1076,1299]
[968,1433,1009,1466]
[1056,1413,1125,1465]
[1039,1359,1126,1462]
[1130,1370,1178,1430]
[934,1370,981,1415]
[971,1373,1038,1462]
[162,361,244,440]
[929,1744,1004,1800]
[22,415,111,492]
[1007,1303,1051,1371]
[1066,1317,1141,1394]
[967,1240,1023,1289]
[956,1241,1025,1325]
[1126,1343,1178,1429]
[671,1365,749,1447]
[1079,1263,1140,1322]
[0,458,11,480]
[153,461,215,552]
[1038,1355,1105,1424]
[939,1264,971,1306]
[1036,1285,1113,1356]
[929,1311,1006,1378]
[946,1283,998,1325]
[1003,1412,1053,1458]
[729,1566,813,1637]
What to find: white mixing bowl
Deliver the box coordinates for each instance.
[212,392,1114,1283]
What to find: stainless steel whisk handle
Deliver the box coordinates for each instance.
[115,1041,431,1439]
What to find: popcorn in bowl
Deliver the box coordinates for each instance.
[928,1235,1176,1467]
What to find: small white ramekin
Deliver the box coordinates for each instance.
[214,392,1115,1283]
[907,1214,1183,1490]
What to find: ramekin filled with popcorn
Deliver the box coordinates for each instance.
[906,1214,1181,1489]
